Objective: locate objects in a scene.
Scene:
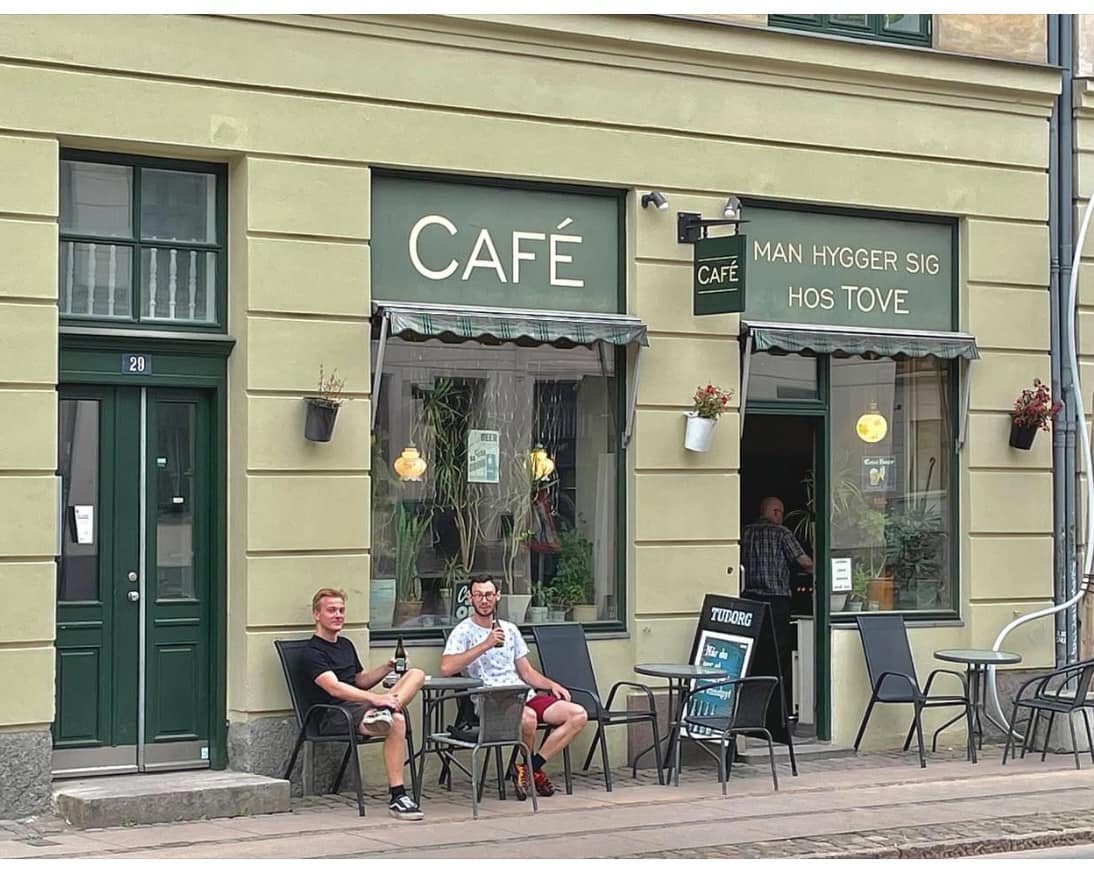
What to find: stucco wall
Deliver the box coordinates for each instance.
[0,14,1061,784]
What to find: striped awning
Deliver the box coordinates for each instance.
[743,321,979,361]
[373,300,648,348]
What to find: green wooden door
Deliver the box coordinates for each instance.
[54,386,214,775]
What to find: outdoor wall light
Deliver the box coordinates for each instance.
[641,190,670,210]
[723,195,743,221]
[528,443,556,481]
[393,445,428,481]
[856,403,888,444]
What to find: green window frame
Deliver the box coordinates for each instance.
[59,149,228,332]
[770,14,932,47]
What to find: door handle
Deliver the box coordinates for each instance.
[127,590,140,603]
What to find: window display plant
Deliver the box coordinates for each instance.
[1010,379,1062,450]
[304,364,345,442]
[393,500,433,624]
[550,522,595,619]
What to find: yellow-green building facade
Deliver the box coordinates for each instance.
[0,13,1078,817]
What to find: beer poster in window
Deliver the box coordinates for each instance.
[467,429,499,484]
[681,630,754,739]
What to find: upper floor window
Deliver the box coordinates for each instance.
[59,151,227,329]
[770,14,931,47]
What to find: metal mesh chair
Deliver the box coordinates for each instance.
[428,684,538,818]
[680,676,781,794]
[274,639,416,817]
[1003,657,1094,769]
[533,623,664,789]
[852,615,975,768]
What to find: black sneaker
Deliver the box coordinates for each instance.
[388,793,423,821]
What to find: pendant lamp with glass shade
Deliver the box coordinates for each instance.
[393,446,428,481]
[856,402,888,444]
[529,443,556,482]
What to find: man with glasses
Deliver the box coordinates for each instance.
[440,573,587,799]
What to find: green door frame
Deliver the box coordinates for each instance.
[59,329,233,769]
[744,357,831,741]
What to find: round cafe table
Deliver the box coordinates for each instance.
[634,663,734,786]
[933,648,1022,749]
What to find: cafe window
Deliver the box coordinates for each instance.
[770,14,931,47]
[59,151,227,330]
[829,356,955,615]
[370,335,623,633]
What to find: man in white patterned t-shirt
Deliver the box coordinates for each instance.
[441,573,587,799]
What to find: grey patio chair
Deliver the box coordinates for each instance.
[274,639,416,817]
[427,684,538,818]
[532,622,664,790]
[852,614,976,768]
[680,675,782,795]
[1002,657,1094,769]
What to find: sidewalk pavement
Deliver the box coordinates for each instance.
[4,745,1094,859]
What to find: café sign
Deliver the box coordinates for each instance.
[743,205,954,331]
[371,176,621,313]
[693,234,746,315]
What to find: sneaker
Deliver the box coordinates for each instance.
[533,769,555,797]
[510,762,530,801]
[388,794,424,821]
[361,708,393,737]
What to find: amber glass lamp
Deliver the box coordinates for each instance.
[393,446,427,481]
[855,403,888,444]
[529,444,556,481]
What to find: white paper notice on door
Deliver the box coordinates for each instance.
[73,505,94,545]
[831,557,852,593]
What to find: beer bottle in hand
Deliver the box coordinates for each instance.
[393,637,407,675]
[491,613,504,648]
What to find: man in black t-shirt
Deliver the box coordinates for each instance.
[305,587,426,820]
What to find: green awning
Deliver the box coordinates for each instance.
[744,321,979,360]
[373,300,648,348]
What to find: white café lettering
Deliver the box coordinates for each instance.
[408,214,584,287]
[710,607,752,626]
[696,260,739,286]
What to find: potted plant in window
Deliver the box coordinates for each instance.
[393,500,433,626]
[551,522,596,621]
[528,581,549,624]
[684,383,734,452]
[304,365,345,442]
[846,563,871,613]
[1010,378,1062,450]
[886,504,945,611]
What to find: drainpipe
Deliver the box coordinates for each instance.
[1058,15,1078,663]
[1048,14,1067,667]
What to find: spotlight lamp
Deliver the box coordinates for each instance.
[528,443,556,482]
[393,445,428,481]
[641,190,670,210]
[722,195,743,221]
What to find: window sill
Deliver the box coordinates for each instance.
[370,621,630,647]
[831,616,964,630]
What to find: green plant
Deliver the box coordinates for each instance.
[850,563,872,601]
[885,505,945,593]
[545,580,585,612]
[1012,378,1062,430]
[439,554,466,594]
[394,501,433,602]
[419,378,485,575]
[551,522,594,605]
[530,581,547,607]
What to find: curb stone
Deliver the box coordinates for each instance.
[818,828,1094,859]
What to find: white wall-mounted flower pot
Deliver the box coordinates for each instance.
[684,412,717,452]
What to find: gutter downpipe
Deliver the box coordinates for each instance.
[1048,15,1068,667]
[988,16,1094,728]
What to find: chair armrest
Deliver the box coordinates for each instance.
[604,680,656,714]
[874,671,921,700]
[922,668,970,700]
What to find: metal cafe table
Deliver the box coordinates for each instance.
[932,648,1022,750]
[409,675,479,801]
[634,663,735,786]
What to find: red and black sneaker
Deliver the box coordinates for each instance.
[533,769,555,797]
[510,762,530,801]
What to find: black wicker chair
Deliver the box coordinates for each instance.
[679,675,781,794]
[533,622,664,790]
[274,639,416,817]
[1002,657,1094,770]
[852,614,976,768]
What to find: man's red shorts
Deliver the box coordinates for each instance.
[526,694,561,722]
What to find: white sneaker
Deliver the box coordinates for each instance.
[388,794,423,821]
[361,708,393,736]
